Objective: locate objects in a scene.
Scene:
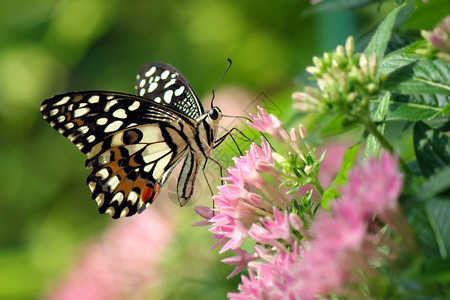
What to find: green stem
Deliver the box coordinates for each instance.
[312,177,324,196]
[360,117,413,176]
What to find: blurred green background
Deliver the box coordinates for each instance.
[0,0,403,299]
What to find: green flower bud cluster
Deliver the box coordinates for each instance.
[293,37,380,120]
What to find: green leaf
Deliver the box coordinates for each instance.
[378,47,420,76]
[407,195,450,261]
[413,121,450,178]
[405,167,450,261]
[383,58,450,96]
[378,48,450,120]
[410,167,450,205]
[365,5,405,60]
[385,94,449,121]
[365,92,390,158]
[321,144,360,209]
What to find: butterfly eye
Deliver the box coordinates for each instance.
[208,107,221,120]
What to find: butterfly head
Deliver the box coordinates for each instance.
[207,107,222,124]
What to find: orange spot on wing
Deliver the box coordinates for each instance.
[142,183,161,204]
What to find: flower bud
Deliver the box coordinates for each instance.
[312,56,322,68]
[304,165,312,175]
[367,83,378,94]
[359,54,369,75]
[290,127,299,143]
[289,213,303,231]
[336,45,345,58]
[306,66,320,76]
[299,124,307,139]
[345,36,354,58]
[369,54,378,78]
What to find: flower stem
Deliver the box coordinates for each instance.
[360,117,412,176]
[312,178,324,195]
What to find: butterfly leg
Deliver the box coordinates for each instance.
[214,127,253,156]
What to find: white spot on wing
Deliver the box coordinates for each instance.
[88,95,100,104]
[78,125,89,134]
[139,78,146,87]
[96,118,108,125]
[96,168,109,179]
[145,66,156,77]
[74,107,90,118]
[163,90,173,103]
[88,181,96,192]
[113,108,127,119]
[104,100,118,112]
[54,96,71,106]
[95,193,105,206]
[65,122,74,129]
[87,135,96,143]
[161,70,170,79]
[139,89,145,97]
[107,175,120,191]
[128,191,139,204]
[164,78,176,88]
[174,86,185,96]
[111,192,124,204]
[128,101,140,111]
[57,115,66,123]
[148,82,158,93]
[50,108,59,116]
[154,97,161,103]
[120,207,129,218]
[104,120,123,133]
[105,207,115,216]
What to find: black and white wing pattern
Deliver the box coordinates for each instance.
[40,63,222,219]
[135,62,204,119]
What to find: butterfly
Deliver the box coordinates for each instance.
[40,62,222,219]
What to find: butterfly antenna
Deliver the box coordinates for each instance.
[211,58,232,108]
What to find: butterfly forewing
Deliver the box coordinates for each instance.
[136,62,204,119]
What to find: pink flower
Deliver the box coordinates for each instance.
[339,153,402,220]
[248,106,290,145]
[196,139,291,255]
[221,154,406,299]
[296,154,404,297]
[248,208,294,249]
[229,246,309,300]
[46,210,174,300]
[221,249,259,279]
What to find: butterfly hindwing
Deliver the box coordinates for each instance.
[84,128,188,218]
[135,62,204,119]
[41,90,199,218]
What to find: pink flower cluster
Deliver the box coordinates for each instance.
[47,210,174,300]
[195,138,293,255]
[196,144,404,299]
